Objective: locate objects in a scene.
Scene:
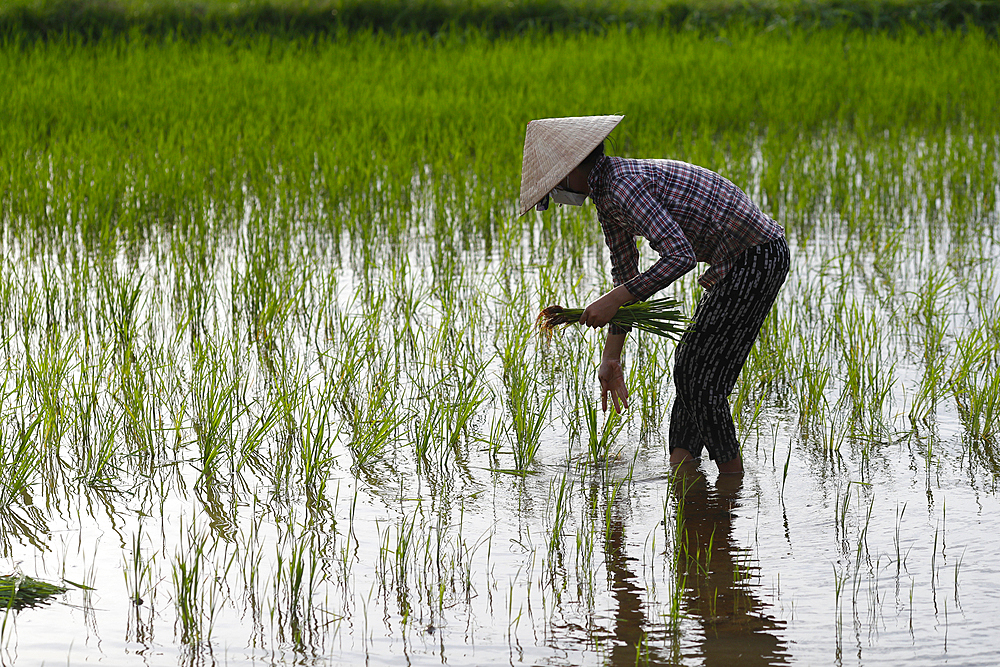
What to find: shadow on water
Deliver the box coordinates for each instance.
[602,463,788,666]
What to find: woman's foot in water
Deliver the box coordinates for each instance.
[671,447,744,474]
[717,455,744,475]
[669,447,697,466]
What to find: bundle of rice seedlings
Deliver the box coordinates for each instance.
[537,298,687,339]
[1,573,67,610]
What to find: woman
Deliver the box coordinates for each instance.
[518,115,788,474]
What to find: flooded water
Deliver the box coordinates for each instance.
[3,141,1000,666]
[9,425,999,666]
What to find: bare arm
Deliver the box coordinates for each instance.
[599,331,629,414]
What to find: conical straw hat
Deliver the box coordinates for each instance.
[517,114,624,217]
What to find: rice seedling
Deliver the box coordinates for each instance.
[410,344,488,477]
[0,573,66,611]
[333,346,407,474]
[583,398,626,467]
[273,531,322,651]
[631,336,669,439]
[190,337,249,480]
[544,471,572,584]
[171,523,224,645]
[949,324,1000,442]
[538,298,686,340]
[297,394,340,501]
[833,301,898,448]
[497,328,554,473]
[123,526,156,607]
[23,328,75,450]
[0,416,43,512]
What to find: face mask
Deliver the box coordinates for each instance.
[550,187,588,207]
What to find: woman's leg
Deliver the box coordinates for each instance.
[669,238,789,469]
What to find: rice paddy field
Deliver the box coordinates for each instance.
[2,2,1000,664]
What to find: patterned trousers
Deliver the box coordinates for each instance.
[669,237,790,463]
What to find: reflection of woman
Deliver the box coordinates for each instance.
[603,513,646,661]
[598,469,787,665]
[672,464,788,665]
[518,115,788,474]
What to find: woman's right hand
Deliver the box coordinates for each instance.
[599,358,629,414]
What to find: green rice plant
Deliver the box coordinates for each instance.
[413,391,485,476]
[410,346,488,476]
[798,361,831,421]
[412,403,440,472]
[112,355,158,469]
[538,298,686,340]
[835,481,853,553]
[482,414,508,468]
[780,440,794,497]
[0,572,66,611]
[190,337,249,480]
[956,366,1000,442]
[171,523,226,646]
[834,301,897,447]
[0,415,42,513]
[501,352,553,473]
[583,399,626,467]
[793,316,834,429]
[548,325,600,449]
[273,531,321,651]
[631,335,668,439]
[949,324,1000,444]
[234,403,281,476]
[0,416,44,513]
[907,267,953,425]
[98,266,144,368]
[734,308,793,426]
[260,338,310,441]
[123,525,156,607]
[444,372,489,445]
[326,307,376,413]
[2,25,997,249]
[23,328,76,450]
[0,15,1000,665]
[298,393,341,500]
[170,232,219,343]
[238,239,310,350]
[544,471,571,583]
[342,356,407,474]
[75,404,123,490]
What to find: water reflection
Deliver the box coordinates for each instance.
[0,505,49,558]
[602,464,787,666]
[672,464,787,665]
[603,512,651,665]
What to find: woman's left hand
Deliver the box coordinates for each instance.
[580,286,633,328]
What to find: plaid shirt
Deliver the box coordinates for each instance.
[588,156,784,300]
